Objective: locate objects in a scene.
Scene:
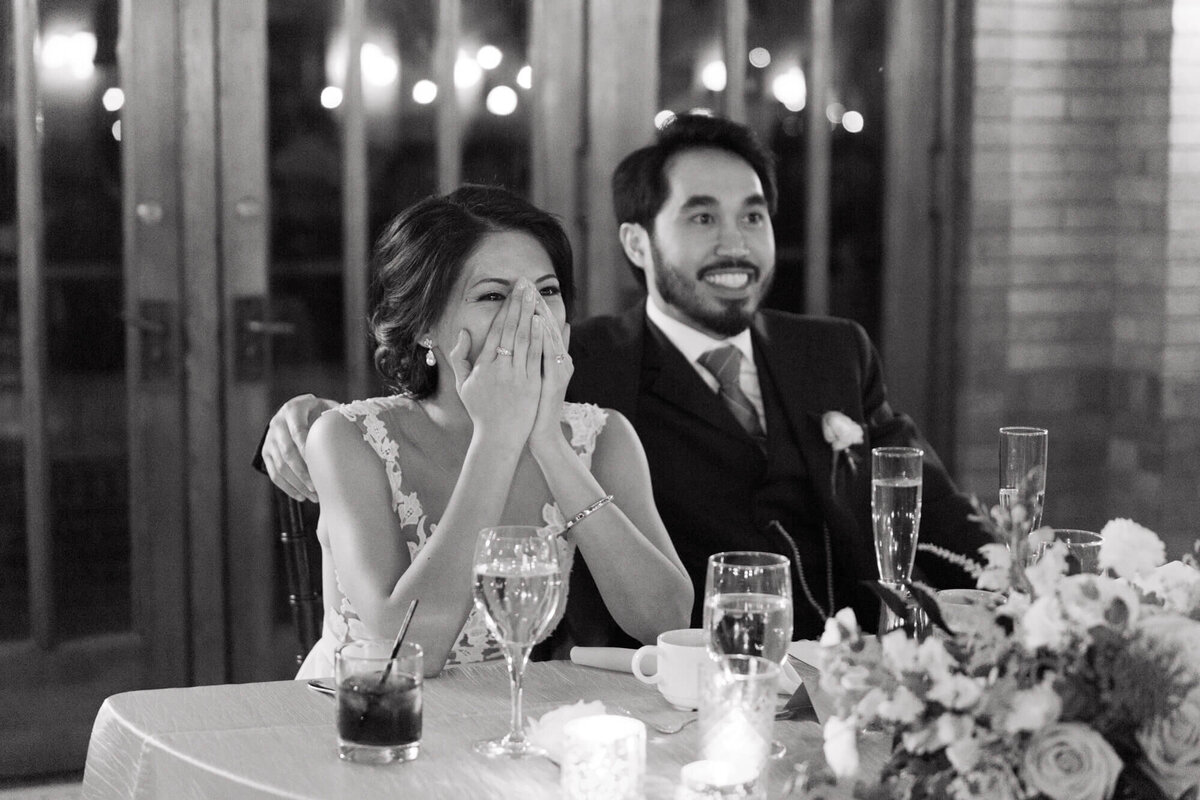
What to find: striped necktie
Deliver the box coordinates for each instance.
[697,345,765,440]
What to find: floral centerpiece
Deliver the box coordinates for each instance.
[801,485,1200,800]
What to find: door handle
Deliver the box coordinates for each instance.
[245,319,297,337]
[120,301,175,381]
[234,296,294,382]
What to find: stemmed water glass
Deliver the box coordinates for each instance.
[999,426,1048,530]
[872,447,924,632]
[471,525,563,758]
[702,551,793,759]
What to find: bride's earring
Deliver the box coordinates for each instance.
[420,337,436,366]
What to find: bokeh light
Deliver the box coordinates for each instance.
[454,52,483,88]
[825,102,845,124]
[841,110,864,133]
[412,79,437,104]
[102,87,124,112]
[486,85,518,115]
[517,65,532,89]
[320,86,343,109]
[360,43,399,87]
[476,45,502,70]
[772,66,806,112]
[748,47,771,69]
[700,60,726,92]
[654,110,677,129]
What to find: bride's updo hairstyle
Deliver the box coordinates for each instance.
[369,184,575,398]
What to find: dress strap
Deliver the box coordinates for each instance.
[334,398,426,528]
[561,403,608,469]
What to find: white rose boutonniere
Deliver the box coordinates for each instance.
[822,411,864,494]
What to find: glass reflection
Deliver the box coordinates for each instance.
[41,0,129,638]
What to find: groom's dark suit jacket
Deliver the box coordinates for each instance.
[554,301,988,648]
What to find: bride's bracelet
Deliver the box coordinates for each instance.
[561,494,614,534]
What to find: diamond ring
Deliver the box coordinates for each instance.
[554,354,567,364]
[494,346,514,357]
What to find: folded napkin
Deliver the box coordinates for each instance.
[526,700,608,764]
[570,646,636,673]
[786,639,832,724]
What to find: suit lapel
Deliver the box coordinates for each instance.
[642,322,751,441]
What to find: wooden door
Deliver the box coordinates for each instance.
[0,0,188,775]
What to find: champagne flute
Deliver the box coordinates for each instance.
[472,525,563,758]
[998,426,1048,530]
[872,447,923,633]
[702,551,793,759]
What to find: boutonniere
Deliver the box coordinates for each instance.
[821,410,863,493]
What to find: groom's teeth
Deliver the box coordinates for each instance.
[704,272,751,289]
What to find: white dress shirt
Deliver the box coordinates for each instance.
[645,296,767,432]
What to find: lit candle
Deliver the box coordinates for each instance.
[676,760,763,800]
[560,715,646,800]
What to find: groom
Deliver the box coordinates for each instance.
[259,114,989,644]
[555,114,987,647]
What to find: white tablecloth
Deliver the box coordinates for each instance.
[81,660,878,799]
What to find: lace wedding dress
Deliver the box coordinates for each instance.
[296,400,607,679]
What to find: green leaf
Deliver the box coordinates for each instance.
[905,581,954,636]
[865,580,910,621]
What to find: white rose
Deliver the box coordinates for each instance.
[1137,686,1200,800]
[1135,615,1200,799]
[1023,723,1123,800]
[821,411,863,453]
[1099,518,1165,579]
[822,714,860,779]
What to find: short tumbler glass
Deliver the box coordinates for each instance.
[1037,529,1103,575]
[335,639,423,764]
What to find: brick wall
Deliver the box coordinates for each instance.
[960,0,1197,556]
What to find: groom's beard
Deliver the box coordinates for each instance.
[649,238,773,337]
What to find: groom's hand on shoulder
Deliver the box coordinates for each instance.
[262,393,338,503]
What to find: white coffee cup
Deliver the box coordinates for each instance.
[630,628,708,710]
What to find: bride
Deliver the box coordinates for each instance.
[296,185,692,678]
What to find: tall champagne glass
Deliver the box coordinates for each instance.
[872,447,923,632]
[472,525,562,758]
[999,426,1048,530]
[703,551,793,759]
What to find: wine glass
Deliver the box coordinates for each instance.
[471,525,563,758]
[999,426,1048,530]
[872,447,924,633]
[702,551,793,759]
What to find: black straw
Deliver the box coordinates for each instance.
[377,598,419,686]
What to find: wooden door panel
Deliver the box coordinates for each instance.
[0,0,189,775]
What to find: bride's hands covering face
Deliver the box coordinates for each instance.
[447,277,544,446]
[528,294,573,452]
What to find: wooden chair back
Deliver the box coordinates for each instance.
[273,487,322,665]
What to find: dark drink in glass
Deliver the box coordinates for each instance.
[335,640,423,764]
